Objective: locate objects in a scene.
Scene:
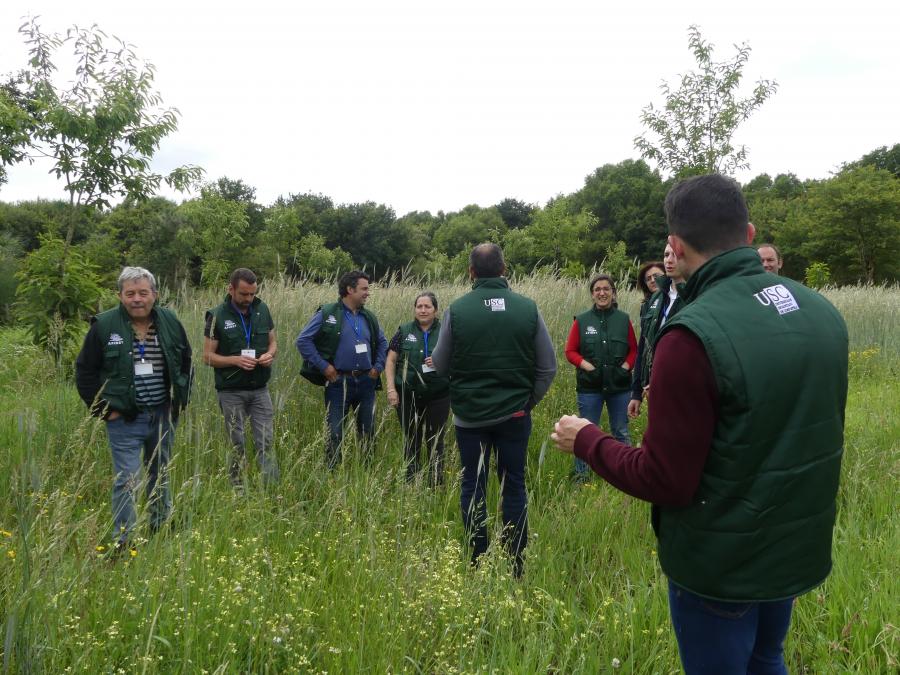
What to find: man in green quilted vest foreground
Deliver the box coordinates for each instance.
[76,267,193,554]
[552,175,848,674]
[432,243,557,578]
[296,270,388,467]
[203,268,279,489]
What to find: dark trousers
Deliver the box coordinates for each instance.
[668,580,794,675]
[395,392,450,484]
[455,414,531,574]
[323,374,377,467]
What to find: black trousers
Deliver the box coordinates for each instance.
[395,392,450,484]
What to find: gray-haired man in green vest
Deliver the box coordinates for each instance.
[76,267,193,554]
[552,174,848,674]
[432,243,557,578]
[203,268,279,489]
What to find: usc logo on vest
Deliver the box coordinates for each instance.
[754,284,800,315]
[483,298,506,311]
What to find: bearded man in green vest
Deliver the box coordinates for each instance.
[552,174,848,674]
[203,268,279,489]
[76,267,193,554]
[432,243,557,578]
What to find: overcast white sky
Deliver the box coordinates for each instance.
[1,0,897,215]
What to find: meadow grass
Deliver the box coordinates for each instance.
[1,279,897,673]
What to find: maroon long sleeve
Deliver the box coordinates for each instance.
[573,327,718,506]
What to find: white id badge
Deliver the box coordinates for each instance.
[241,349,256,359]
[421,364,436,373]
[134,362,154,376]
[355,343,368,354]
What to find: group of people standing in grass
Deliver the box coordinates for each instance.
[75,173,847,675]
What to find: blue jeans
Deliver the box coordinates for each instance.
[106,404,175,544]
[323,374,377,467]
[573,390,631,475]
[668,581,794,675]
[456,414,531,575]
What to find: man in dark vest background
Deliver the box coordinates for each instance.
[552,174,848,674]
[296,270,387,467]
[76,266,193,553]
[203,268,279,489]
[432,243,557,577]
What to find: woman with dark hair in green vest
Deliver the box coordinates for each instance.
[564,274,637,481]
[384,292,451,485]
[627,259,664,419]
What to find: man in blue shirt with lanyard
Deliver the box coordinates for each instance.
[297,270,388,467]
[204,268,279,489]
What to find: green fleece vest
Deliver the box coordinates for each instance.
[448,277,537,422]
[207,296,274,391]
[640,276,685,388]
[92,305,192,416]
[656,247,848,601]
[299,300,382,389]
[574,306,632,393]
[394,319,450,400]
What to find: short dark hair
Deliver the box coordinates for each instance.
[469,243,505,278]
[664,174,749,255]
[338,270,371,297]
[757,243,782,261]
[414,291,438,312]
[589,273,616,294]
[229,268,257,287]
[636,261,664,299]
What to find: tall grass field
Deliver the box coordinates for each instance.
[1,277,897,673]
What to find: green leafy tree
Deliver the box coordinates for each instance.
[0,232,24,323]
[295,234,355,281]
[14,235,111,356]
[178,190,249,286]
[495,198,535,230]
[783,166,900,284]
[846,143,900,179]
[525,196,594,268]
[634,25,777,177]
[0,75,36,188]
[804,262,832,289]
[432,206,506,258]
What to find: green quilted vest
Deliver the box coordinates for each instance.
[394,319,450,400]
[573,306,632,393]
[448,277,537,422]
[299,300,383,390]
[656,247,848,601]
[207,296,274,391]
[92,304,192,417]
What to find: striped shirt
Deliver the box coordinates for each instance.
[133,325,169,407]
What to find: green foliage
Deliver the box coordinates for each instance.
[0,75,36,187]
[804,262,832,288]
[13,235,108,355]
[432,205,506,259]
[0,232,24,322]
[846,143,900,178]
[599,240,638,287]
[178,191,250,287]
[784,166,900,284]
[524,197,594,269]
[634,25,777,177]
[295,233,355,280]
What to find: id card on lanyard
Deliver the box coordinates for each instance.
[345,309,369,354]
[235,305,256,359]
[135,339,153,375]
[421,329,435,372]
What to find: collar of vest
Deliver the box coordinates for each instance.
[472,277,509,290]
[117,303,161,326]
[220,294,261,316]
[589,305,617,317]
[680,247,765,303]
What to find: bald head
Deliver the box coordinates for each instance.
[469,243,506,279]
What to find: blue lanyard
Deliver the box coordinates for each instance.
[344,308,363,341]
[233,304,252,347]
[137,341,146,362]
[422,330,430,358]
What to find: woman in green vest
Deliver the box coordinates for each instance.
[385,292,451,485]
[564,274,637,481]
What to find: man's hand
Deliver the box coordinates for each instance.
[368,368,379,380]
[235,355,258,371]
[424,356,434,368]
[323,364,339,383]
[627,398,641,419]
[257,352,274,367]
[106,410,121,422]
[551,415,593,454]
